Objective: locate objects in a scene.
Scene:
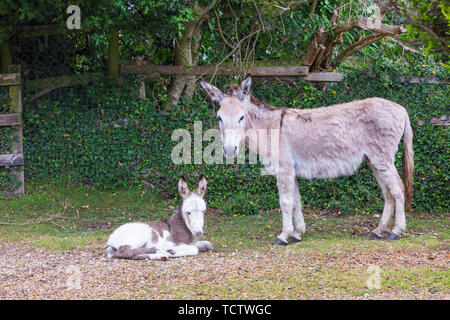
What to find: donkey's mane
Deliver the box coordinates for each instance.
[250,94,279,111]
[226,84,240,95]
[226,85,279,112]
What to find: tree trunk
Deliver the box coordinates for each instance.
[166,19,198,107]
[181,22,204,103]
[166,0,221,108]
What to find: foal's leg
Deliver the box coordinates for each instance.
[291,178,305,242]
[274,172,296,245]
[369,164,395,239]
[113,245,158,259]
[134,251,171,260]
[194,241,213,252]
[166,244,199,258]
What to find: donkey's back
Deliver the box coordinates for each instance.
[283,97,410,179]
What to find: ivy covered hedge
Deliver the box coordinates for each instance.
[11,54,449,215]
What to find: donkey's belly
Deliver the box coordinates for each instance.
[294,153,365,179]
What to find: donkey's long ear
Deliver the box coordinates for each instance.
[236,75,252,101]
[195,175,207,198]
[178,176,190,200]
[199,79,224,104]
[241,75,252,97]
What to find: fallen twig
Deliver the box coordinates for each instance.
[0,200,70,230]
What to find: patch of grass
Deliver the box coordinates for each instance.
[149,264,449,299]
[0,180,171,244]
[31,233,105,251]
[382,266,450,294]
[206,210,449,253]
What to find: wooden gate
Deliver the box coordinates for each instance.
[0,65,24,196]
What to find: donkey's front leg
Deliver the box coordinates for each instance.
[167,244,199,258]
[274,172,296,245]
[194,240,213,252]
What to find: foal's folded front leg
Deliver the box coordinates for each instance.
[166,244,199,258]
[194,240,213,252]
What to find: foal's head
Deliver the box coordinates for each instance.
[200,76,253,159]
[177,175,208,237]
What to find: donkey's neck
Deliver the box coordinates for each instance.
[166,206,195,244]
[243,96,283,160]
[245,95,283,130]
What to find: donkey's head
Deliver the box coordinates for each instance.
[177,175,208,237]
[200,76,253,159]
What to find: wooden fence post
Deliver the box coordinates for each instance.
[0,40,13,73]
[7,65,24,195]
[107,28,119,77]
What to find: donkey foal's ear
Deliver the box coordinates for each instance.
[195,175,207,198]
[199,80,224,104]
[178,176,190,199]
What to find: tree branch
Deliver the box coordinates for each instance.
[214,10,234,50]
[332,33,387,68]
[386,36,420,54]
[301,2,406,71]
[333,17,406,36]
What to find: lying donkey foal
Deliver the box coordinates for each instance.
[106,176,212,260]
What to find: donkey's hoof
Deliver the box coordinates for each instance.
[288,237,302,244]
[167,249,176,256]
[272,238,288,246]
[388,233,400,241]
[369,232,383,240]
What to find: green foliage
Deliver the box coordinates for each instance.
[0,167,20,193]
[0,125,17,154]
[399,0,449,63]
[0,103,19,193]
[16,53,449,215]
[84,0,195,63]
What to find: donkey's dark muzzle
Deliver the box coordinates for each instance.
[223,145,238,159]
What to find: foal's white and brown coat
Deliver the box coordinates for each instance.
[106,176,212,260]
[200,76,414,244]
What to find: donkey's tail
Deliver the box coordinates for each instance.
[403,114,414,212]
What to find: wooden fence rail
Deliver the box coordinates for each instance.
[121,64,344,82]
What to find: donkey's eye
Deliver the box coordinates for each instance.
[186,212,191,215]
[238,115,245,123]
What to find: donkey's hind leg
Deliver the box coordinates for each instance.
[114,245,160,260]
[369,162,406,240]
[386,168,406,239]
[291,178,305,242]
[369,164,395,239]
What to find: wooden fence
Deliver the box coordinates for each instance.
[120,64,344,82]
[0,65,24,196]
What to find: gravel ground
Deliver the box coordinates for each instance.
[0,240,448,300]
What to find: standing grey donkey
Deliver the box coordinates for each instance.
[106,175,213,260]
[200,75,414,245]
